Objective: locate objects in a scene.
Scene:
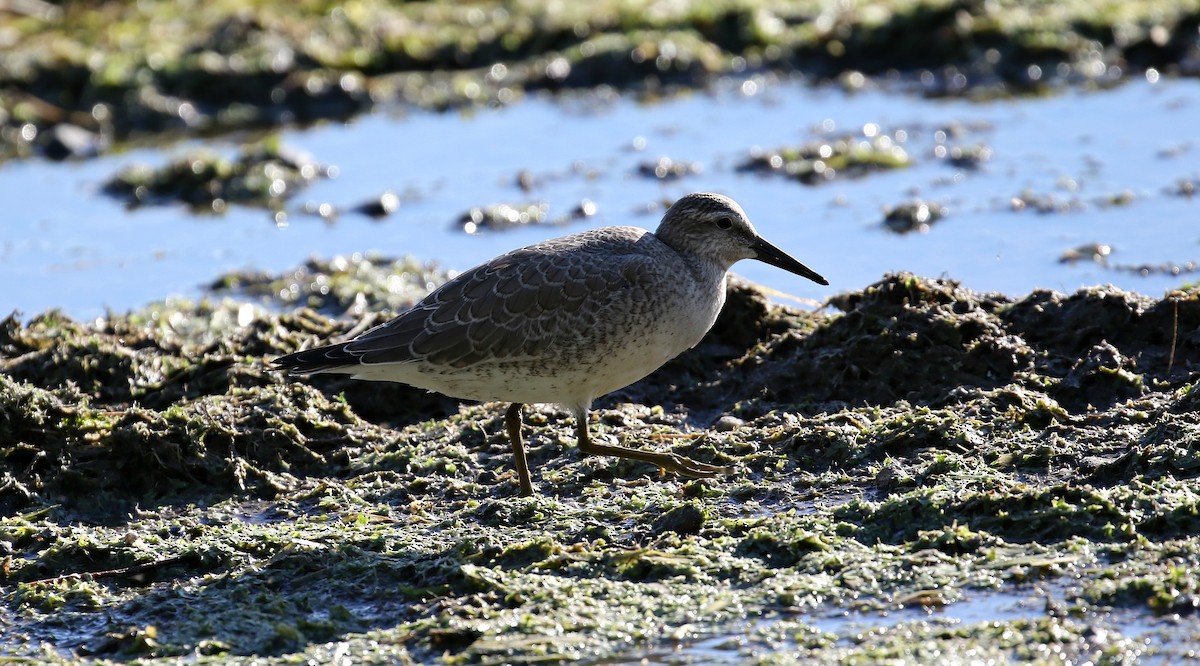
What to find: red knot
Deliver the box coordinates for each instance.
[273,192,827,495]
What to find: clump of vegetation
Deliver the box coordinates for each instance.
[102,137,330,212]
[882,200,948,234]
[737,130,911,184]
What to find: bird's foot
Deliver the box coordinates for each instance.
[658,453,737,478]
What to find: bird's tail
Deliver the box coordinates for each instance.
[271,342,359,375]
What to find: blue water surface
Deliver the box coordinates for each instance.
[1,76,1197,319]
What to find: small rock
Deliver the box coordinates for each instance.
[882,200,947,234]
[650,501,706,536]
[516,169,535,192]
[354,191,400,219]
[564,198,597,222]
[713,415,744,432]
[1059,243,1112,265]
[457,201,550,233]
[944,143,993,170]
[41,123,105,160]
[637,156,700,181]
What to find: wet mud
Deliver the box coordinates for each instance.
[2,262,1198,662]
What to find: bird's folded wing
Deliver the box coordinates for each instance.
[342,245,661,368]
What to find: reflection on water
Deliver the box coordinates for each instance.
[1,77,1197,319]
[590,581,1194,664]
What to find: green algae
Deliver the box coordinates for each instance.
[882,200,949,234]
[737,129,912,184]
[637,156,703,182]
[100,136,329,214]
[210,253,450,316]
[455,201,558,234]
[3,0,1200,162]
[1,263,1200,662]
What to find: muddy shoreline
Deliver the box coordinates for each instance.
[4,0,1199,162]
[2,265,1198,661]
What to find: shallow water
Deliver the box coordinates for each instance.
[595,582,1192,664]
[1,76,1198,319]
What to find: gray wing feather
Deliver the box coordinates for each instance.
[341,229,660,368]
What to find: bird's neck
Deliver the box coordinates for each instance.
[682,254,731,295]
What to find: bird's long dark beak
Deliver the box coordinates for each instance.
[751,237,829,285]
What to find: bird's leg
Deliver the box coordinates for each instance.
[504,403,534,496]
[574,409,735,479]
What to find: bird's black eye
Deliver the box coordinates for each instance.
[714,216,733,230]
